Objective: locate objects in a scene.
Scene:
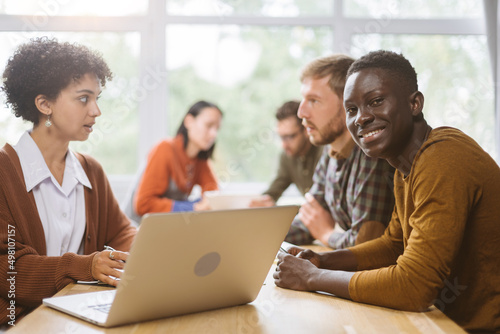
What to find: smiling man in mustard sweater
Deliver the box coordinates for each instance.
[273,50,500,333]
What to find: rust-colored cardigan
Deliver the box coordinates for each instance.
[0,144,137,324]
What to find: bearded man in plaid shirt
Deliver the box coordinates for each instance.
[285,54,395,249]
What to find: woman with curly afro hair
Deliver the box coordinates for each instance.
[0,37,136,325]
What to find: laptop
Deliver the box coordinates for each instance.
[204,191,261,210]
[43,205,298,327]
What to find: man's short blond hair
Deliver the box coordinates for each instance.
[300,54,355,99]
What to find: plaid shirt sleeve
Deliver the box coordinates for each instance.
[327,150,395,249]
[284,147,329,245]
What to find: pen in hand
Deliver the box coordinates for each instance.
[279,246,289,254]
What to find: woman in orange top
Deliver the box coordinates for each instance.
[134,101,222,214]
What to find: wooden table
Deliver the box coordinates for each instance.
[8,245,465,333]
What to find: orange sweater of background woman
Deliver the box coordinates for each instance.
[134,135,218,214]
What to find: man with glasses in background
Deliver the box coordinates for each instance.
[250,100,323,207]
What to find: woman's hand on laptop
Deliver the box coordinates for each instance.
[91,250,128,287]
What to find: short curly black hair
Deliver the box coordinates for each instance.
[1,36,113,125]
[346,50,418,93]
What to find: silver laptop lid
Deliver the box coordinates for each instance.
[105,205,298,327]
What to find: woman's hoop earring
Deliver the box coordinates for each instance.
[45,115,52,128]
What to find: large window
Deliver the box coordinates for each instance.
[166,25,332,183]
[350,34,495,156]
[0,0,147,16]
[0,0,496,199]
[166,0,334,17]
[345,0,483,18]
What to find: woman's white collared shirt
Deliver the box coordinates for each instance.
[13,131,91,256]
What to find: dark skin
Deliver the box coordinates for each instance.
[274,67,430,298]
[273,247,357,299]
[344,68,430,176]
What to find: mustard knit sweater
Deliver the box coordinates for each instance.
[348,127,500,333]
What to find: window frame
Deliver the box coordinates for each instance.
[0,0,496,198]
